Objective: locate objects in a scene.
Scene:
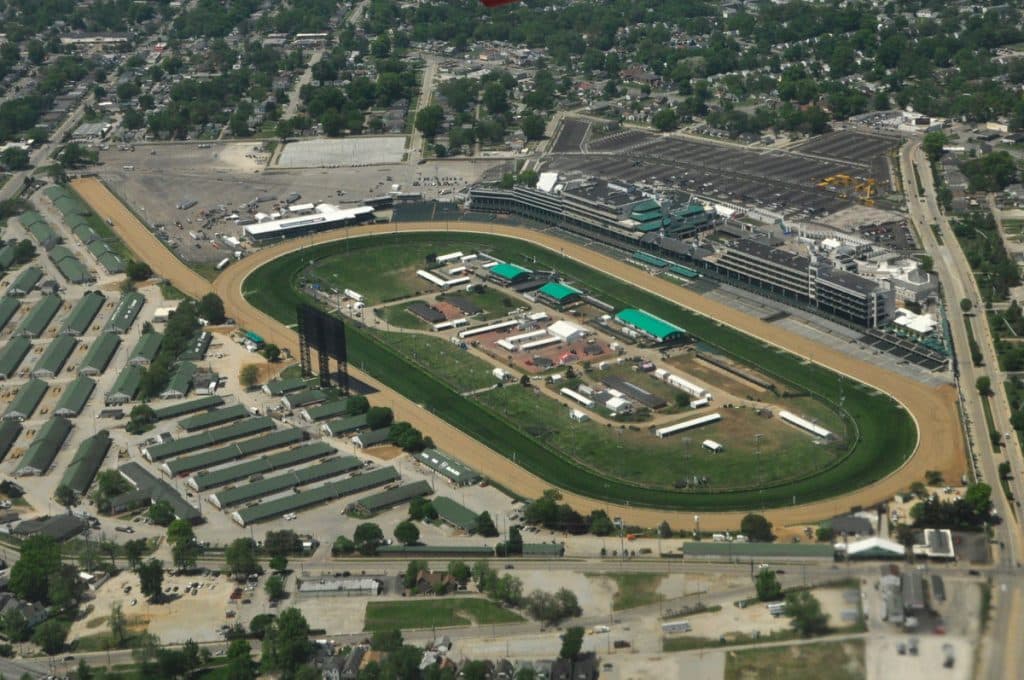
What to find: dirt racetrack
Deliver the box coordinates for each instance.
[72,177,964,531]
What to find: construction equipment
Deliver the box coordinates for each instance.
[816,174,876,206]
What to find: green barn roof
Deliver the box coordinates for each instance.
[54,375,96,417]
[537,282,582,302]
[614,308,686,341]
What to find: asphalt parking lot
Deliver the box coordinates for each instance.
[548,123,896,217]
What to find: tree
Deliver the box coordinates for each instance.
[658,521,673,539]
[249,614,276,639]
[346,395,369,415]
[225,538,259,578]
[225,639,255,680]
[415,104,444,139]
[109,603,128,647]
[370,629,403,652]
[262,344,281,362]
[652,107,679,131]
[559,626,584,660]
[54,484,77,511]
[740,513,774,542]
[365,406,394,430]
[9,535,61,603]
[137,559,164,602]
[409,497,437,521]
[588,510,614,536]
[964,482,993,518]
[0,147,29,171]
[269,555,288,573]
[125,260,153,281]
[265,575,286,602]
[394,521,420,546]
[11,240,36,265]
[354,523,384,555]
[331,535,355,556]
[167,520,200,570]
[815,526,834,542]
[475,511,499,537]
[403,560,427,590]
[124,539,148,570]
[32,620,68,655]
[961,298,973,313]
[784,591,829,637]
[520,113,546,141]
[261,608,312,677]
[755,568,783,601]
[197,293,226,325]
[148,500,175,526]
[922,131,948,163]
[264,530,299,558]
[0,609,29,643]
[448,560,471,585]
[240,364,261,390]
[167,519,194,547]
[977,376,992,396]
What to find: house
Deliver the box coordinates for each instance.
[414,570,457,595]
[0,593,48,627]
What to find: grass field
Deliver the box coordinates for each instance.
[363,597,525,631]
[366,328,498,393]
[306,241,439,304]
[243,232,917,511]
[589,573,666,611]
[724,640,865,680]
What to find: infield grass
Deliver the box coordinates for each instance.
[363,598,524,631]
[244,232,917,511]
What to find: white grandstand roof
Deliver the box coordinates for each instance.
[244,204,374,237]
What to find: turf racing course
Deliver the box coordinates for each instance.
[72,177,965,530]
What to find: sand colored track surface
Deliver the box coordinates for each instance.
[72,177,964,530]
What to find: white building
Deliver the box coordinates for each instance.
[547,320,586,343]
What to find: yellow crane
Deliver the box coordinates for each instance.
[816,174,876,206]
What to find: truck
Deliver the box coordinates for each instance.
[216,258,231,270]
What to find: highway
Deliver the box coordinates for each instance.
[899,139,1024,680]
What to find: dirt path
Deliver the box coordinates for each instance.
[70,179,963,530]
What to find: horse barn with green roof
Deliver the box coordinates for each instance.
[487,263,532,286]
[614,308,687,344]
[535,281,582,309]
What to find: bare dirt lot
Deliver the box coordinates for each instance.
[70,178,964,530]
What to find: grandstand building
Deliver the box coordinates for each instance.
[243,204,375,241]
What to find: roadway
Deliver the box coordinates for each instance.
[899,140,1024,680]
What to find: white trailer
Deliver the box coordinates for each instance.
[458,319,519,339]
[216,258,231,270]
[417,269,447,287]
[655,413,722,438]
[662,371,710,399]
[560,387,594,409]
[661,620,692,634]
[492,368,510,382]
[436,251,464,264]
[779,410,832,438]
[520,336,561,351]
[343,289,364,303]
[701,439,723,453]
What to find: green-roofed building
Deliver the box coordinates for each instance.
[189,440,337,491]
[231,466,399,526]
[263,377,306,396]
[0,420,22,462]
[414,449,481,487]
[128,331,163,367]
[49,246,91,284]
[86,240,109,259]
[488,263,532,285]
[0,298,19,333]
[281,389,327,410]
[614,308,686,343]
[301,398,350,422]
[179,332,212,361]
[683,541,834,559]
[60,430,111,494]
[160,361,196,399]
[22,214,60,249]
[7,266,43,296]
[54,375,96,417]
[14,294,62,338]
[432,496,479,533]
[152,395,224,420]
[178,404,248,432]
[3,378,48,420]
[31,334,77,378]
[162,428,306,476]
[0,245,15,272]
[97,252,125,274]
[106,365,143,405]
[209,455,360,508]
[60,291,105,336]
[353,480,432,516]
[536,281,582,308]
[103,292,144,334]
[73,224,100,244]
[523,543,565,556]
[16,416,72,475]
[0,337,32,380]
[142,416,275,461]
[321,414,368,437]
[78,333,120,376]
